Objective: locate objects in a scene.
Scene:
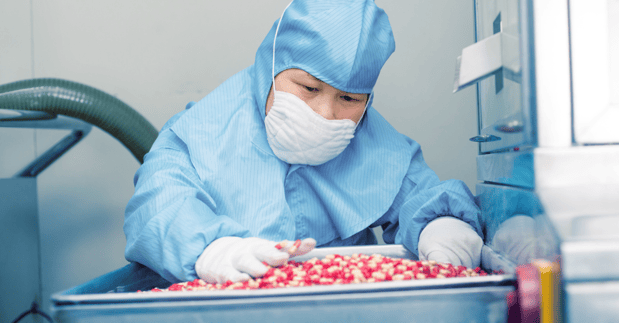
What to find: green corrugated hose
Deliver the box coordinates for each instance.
[0,78,159,164]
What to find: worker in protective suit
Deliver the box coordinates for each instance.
[124,0,484,284]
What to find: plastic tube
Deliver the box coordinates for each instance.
[0,78,158,164]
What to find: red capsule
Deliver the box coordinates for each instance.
[274,240,288,250]
[187,279,202,287]
[168,284,183,291]
[288,239,302,254]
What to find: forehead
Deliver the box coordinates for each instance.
[281,68,320,81]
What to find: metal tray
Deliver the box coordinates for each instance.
[51,245,515,323]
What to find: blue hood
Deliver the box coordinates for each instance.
[251,0,396,117]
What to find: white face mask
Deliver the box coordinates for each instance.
[265,90,358,165]
[264,1,369,165]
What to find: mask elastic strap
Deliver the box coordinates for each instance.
[272,1,294,93]
[355,91,373,128]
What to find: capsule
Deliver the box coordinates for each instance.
[288,239,302,254]
[150,253,491,292]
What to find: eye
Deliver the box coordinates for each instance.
[341,95,360,102]
[305,86,319,92]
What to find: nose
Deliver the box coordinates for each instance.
[312,97,337,120]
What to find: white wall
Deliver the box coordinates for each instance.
[0,0,36,178]
[0,0,478,314]
[375,1,478,189]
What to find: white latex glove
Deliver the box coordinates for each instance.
[418,217,483,268]
[195,237,316,283]
[490,215,536,265]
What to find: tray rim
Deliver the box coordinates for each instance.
[52,244,515,306]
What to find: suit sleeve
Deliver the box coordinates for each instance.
[378,141,483,256]
[123,125,250,283]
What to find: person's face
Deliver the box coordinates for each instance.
[265,69,368,123]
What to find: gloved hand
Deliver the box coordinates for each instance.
[490,215,536,265]
[418,217,483,268]
[195,237,316,283]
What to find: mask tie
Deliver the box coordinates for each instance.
[272,1,294,93]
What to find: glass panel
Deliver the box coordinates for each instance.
[476,0,529,153]
[609,0,619,107]
[571,0,619,143]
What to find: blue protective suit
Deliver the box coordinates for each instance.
[124,0,483,283]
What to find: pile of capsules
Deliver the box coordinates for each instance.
[144,252,490,292]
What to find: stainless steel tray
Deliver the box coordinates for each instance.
[54,245,513,304]
[51,245,515,323]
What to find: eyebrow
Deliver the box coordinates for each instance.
[301,72,322,83]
